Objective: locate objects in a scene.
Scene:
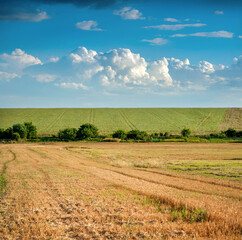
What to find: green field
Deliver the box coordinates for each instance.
[0,108,241,135]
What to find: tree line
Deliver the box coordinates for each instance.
[0,122,241,142]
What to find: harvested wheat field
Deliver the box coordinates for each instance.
[0,142,241,239]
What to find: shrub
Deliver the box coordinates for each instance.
[164,132,170,138]
[0,128,4,139]
[12,123,27,139]
[181,128,191,137]
[12,132,20,141]
[224,128,237,138]
[236,131,242,137]
[127,129,149,141]
[58,128,77,140]
[3,127,13,139]
[112,129,127,140]
[77,124,98,140]
[24,122,37,139]
[150,133,159,138]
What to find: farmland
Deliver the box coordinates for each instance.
[0,142,241,239]
[0,108,241,136]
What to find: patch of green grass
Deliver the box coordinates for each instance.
[0,150,16,197]
[167,160,242,181]
[170,207,207,222]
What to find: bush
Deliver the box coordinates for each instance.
[0,128,4,139]
[236,131,242,137]
[164,132,170,138]
[127,129,149,141]
[58,128,77,140]
[181,128,191,137]
[150,133,159,139]
[12,123,27,139]
[3,127,13,139]
[24,122,37,139]
[224,128,237,138]
[112,129,127,140]
[77,124,98,140]
[12,132,20,141]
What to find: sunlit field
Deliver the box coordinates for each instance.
[0,142,241,239]
[1,108,239,135]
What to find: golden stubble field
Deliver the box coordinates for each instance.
[0,142,241,239]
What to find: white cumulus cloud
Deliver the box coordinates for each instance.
[0,48,42,74]
[199,61,215,74]
[3,47,241,94]
[145,23,206,30]
[113,7,145,20]
[75,20,102,31]
[142,38,168,45]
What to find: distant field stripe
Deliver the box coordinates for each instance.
[89,109,94,124]
[119,110,137,130]
[45,110,66,131]
[148,110,164,122]
[197,112,212,132]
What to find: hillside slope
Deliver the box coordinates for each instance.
[0,108,240,135]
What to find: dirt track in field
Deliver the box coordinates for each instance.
[0,142,241,239]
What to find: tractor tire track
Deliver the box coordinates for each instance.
[89,108,94,124]
[65,146,241,191]
[197,112,212,133]
[119,110,137,130]
[0,150,16,197]
[62,147,241,200]
[45,110,66,132]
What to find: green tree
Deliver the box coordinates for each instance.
[4,127,13,139]
[127,129,149,140]
[0,128,4,139]
[12,132,20,141]
[76,124,98,140]
[24,122,37,139]
[58,128,77,140]
[224,128,237,138]
[12,123,27,138]
[181,128,191,137]
[112,129,127,140]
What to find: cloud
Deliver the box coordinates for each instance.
[1,11,49,22]
[142,38,168,45]
[56,82,89,90]
[171,31,234,38]
[76,20,102,31]
[2,47,242,94]
[0,0,241,22]
[198,61,215,73]
[34,74,57,82]
[145,23,206,30]
[49,57,59,63]
[0,48,42,74]
[239,36,242,39]
[164,18,179,22]
[113,7,145,20]
[214,10,224,15]
[0,72,19,81]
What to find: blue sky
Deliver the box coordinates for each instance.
[0,0,241,107]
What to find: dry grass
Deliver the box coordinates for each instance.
[218,108,242,131]
[0,142,241,239]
